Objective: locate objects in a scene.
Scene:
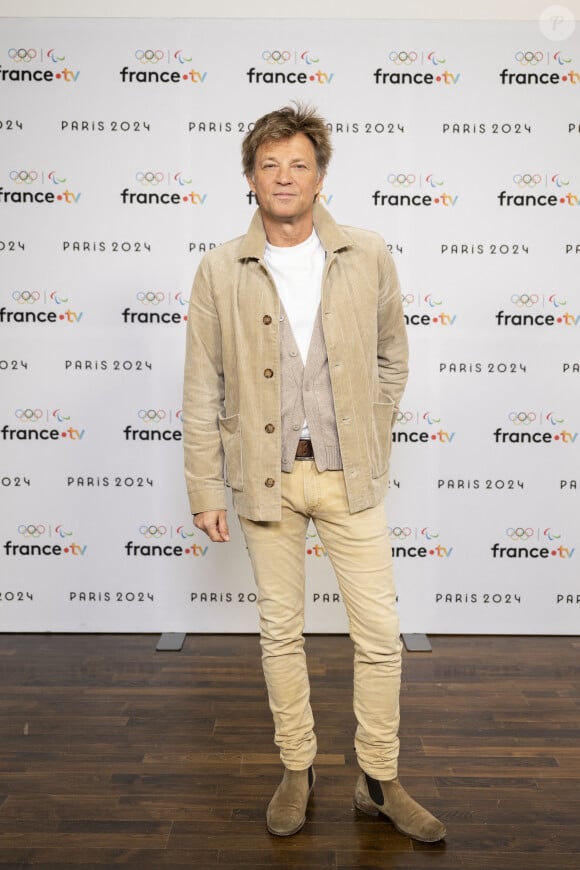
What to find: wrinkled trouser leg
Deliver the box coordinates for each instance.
[239,462,401,778]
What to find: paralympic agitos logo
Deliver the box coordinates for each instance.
[0,47,80,84]
[374,50,460,86]
[246,49,334,85]
[4,523,87,557]
[497,172,579,207]
[0,289,83,325]
[120,171,207,206]
[120,49,207,84]
[499,49,578,86]
[493,411,578,445]
[1,408,86,442]
[491,527,575,559]
[373,173,458,208]
[0,170,81,206]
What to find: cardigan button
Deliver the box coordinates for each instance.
[262,315,272,325]
[265,477,275,488]
[265,423,275,434]
[264,368,274,378]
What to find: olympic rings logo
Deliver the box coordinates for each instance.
[388,51,418,65]
[387,173,416,187]
[137,291,165,305]
[508,411,536,425]
[12,290,40,304]
[15,408,43,422]
[138,409,166,423]
[8,48,37,63]
[506,527,534,541]
[513,173,541,187]
[135,49,164,64]
[139,524,167,538]
[514,50,543,66]
[262,50,292,64]
[389,526,412,539]
[9,170,38,184]
[136,171,164,186]
[401,294,415,305]
[18,524,46,537]
[396,411,413,424]
[510,293,539,307]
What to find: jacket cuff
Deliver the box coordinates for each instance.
[188,487,228,515]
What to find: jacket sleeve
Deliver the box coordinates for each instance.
[182,256,227,514]
[377,244,409,415]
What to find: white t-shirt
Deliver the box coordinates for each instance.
[264,229,325,366]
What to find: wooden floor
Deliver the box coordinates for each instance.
[0,634,579,869]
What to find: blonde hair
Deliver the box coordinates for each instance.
[242,103,332,177]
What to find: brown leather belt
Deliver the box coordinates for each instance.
[295,439,314,459]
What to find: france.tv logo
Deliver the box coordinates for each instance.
[0,170,81,205]
[374,50,460,85]
[401,292,457,326]
[2,47,80,83]
[121,171,207,206]
[491,526,575,559]
[497,173,579,207]
[247,49,333,84]
[389,525,454,558]
[392,411,456,445]
[373,173,458,208]
[120,50,207,83]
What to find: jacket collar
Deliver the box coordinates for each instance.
[238,201,353,260]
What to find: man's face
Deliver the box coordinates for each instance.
[246,132,325,227]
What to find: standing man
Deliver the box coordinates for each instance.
[183,104,446,844]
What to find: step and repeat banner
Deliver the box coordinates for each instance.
[1,16,579,634]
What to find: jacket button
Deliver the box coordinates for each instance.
[265,423,275,433]
[292,424,301,431]
[262,315,272,325]
[264,368,274,378]
[289,350,297,357]
[265,477,275,488]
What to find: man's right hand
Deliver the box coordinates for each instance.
[193,509,230,542]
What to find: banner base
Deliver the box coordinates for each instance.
[156,633,186,651]
[402,634,432,652]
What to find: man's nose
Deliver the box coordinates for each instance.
[275,166,292,184]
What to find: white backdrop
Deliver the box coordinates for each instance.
[1,16,579,634]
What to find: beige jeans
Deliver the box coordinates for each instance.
[239,460,401,780]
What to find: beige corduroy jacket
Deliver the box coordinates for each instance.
[182,202,408,522]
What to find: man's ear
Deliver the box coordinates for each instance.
[246,173,256,193]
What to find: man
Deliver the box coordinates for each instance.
[182,104,446,843]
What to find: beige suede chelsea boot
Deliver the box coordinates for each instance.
[354,772,446,843]
[266,765,315,836]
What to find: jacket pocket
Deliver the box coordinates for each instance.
[371,401,395,478]
[218,413,243,491]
